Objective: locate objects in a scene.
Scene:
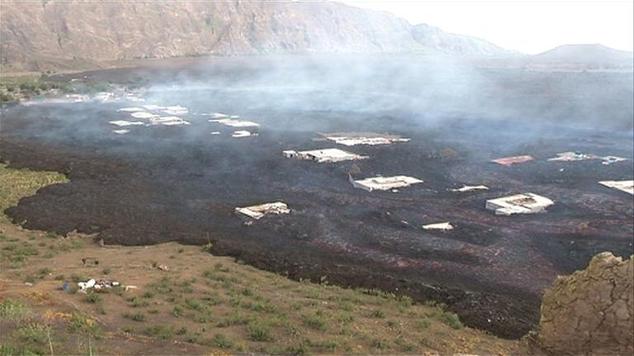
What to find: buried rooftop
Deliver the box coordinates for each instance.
[283,148,368,163]
[485,193,555,216]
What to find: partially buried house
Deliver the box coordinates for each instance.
[486,193,554,215]
[283,148,368,163]
[599,180,634,195]
[235,202,290,220]
[349,175,423,192]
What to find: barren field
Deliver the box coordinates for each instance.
[1,57,632,339]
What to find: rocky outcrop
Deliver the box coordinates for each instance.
[0,0,509,72]
[535,252,633,355]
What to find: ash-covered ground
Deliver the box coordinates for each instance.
[1,56,632,338]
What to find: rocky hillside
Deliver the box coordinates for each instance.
[534,252,633,355]
[0,0,509,72]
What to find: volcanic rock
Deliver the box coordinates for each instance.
[535,252,633,355]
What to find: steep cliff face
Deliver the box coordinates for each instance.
[0,0,508,71]
[535,252,633,355]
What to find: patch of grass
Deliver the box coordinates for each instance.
[67,312,101,338]
[246,320,274,342]
[143,325,174,340]
[148,277,173,294]
[0,163,68,224]
[216,311,249,327]
[211,333,234,349]
[0,299,30,321]
[1,242,39,264]
[371,338,389,350]
[440,311,463,329]
[416,318,431,330]
[172,305,184,317]
[370,309,386,318]
[84,292,102,304]
[15,323,49,344]
[127,297,149,308]
[302,313,327,331]
[123,312,146,322]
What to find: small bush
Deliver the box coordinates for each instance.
[440,312,463,329]
[16,323,49,344]
[123,312,146,322]
[68,313,101,337]
[302,313,327,331]
[370,309,385,318]
[247,321,273,342]
[212,333,234,348]
[0,299,30,321]
[143,325,174,340]
[416,318,431,330]
[84,293,102,304]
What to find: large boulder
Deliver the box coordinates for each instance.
[536,252,633,355]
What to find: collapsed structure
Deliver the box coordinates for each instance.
[601,156,627,165]
[235,202,290,220]
[320,132,410,146]
[491,155,534,166]
[599,180,634,195]
[548,152,628,165]
[349,174,423,192]
[283,148,368,163]
[486,193,554,215]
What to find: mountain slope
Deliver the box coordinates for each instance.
[0,0,509,72]
[531,44,633,68]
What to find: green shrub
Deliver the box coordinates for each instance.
[440,312,463,329]
[302,313,327,331]
[212,333,234,348]
[0,299,30,321]
[123,312,146,322]
[247,321,273,342]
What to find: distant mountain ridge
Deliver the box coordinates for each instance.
[0,0,510,71]
[535,44,633,64]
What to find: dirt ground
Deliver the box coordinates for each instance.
[0,163,522,355]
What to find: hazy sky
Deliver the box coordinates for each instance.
[341,0,634,54]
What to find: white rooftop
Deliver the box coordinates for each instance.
[486,193,554,216]
[210,118,260,128]
[109,120,145,127]
[322,132,410,146]
[350,175,423,192]
[599,180,634,195]
[284,148,368,163]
